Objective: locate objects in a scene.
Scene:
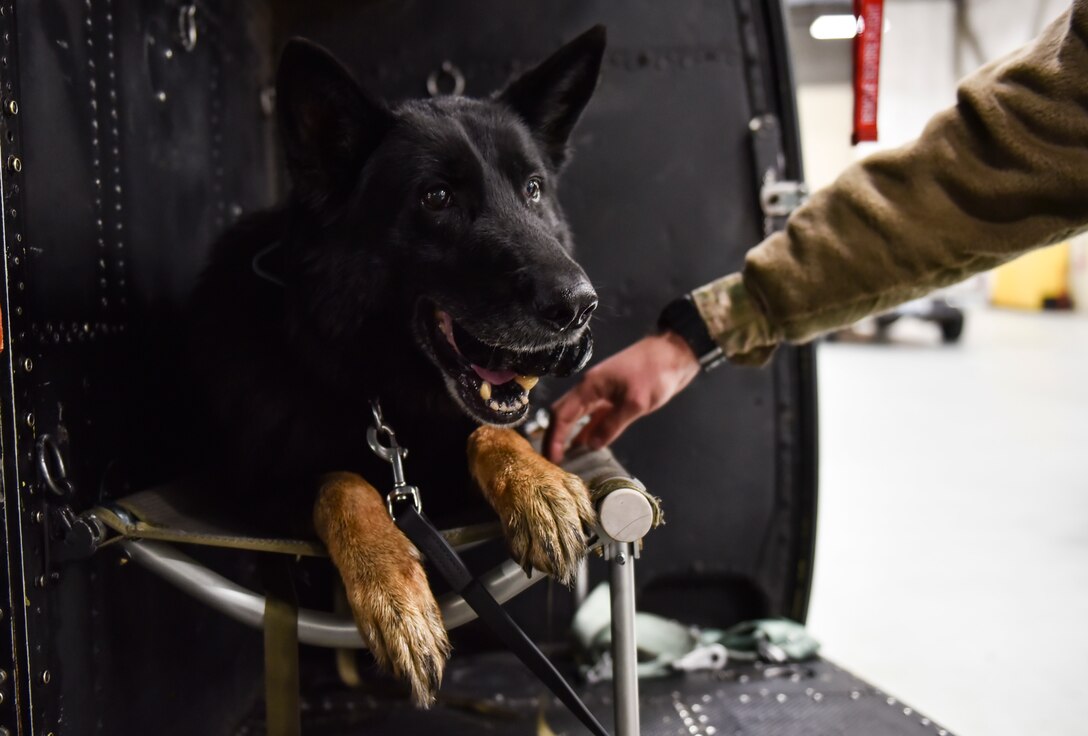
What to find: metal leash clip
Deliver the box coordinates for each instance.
[367,401,422,518]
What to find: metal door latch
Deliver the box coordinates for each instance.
[760,176,809,218]
[36,432,106,562]
[748,113,808,235]
[51,507,107,562]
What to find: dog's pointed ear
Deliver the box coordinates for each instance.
[276,39,393,211]
[498,25,606,169]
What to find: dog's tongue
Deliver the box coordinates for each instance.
[471,364,517,385]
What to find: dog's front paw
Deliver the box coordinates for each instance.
[315,473,451,707]
[469,427,596,584]
[342,550,450,706]
[498,462,596,585]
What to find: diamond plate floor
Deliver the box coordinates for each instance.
[236,652,954,735]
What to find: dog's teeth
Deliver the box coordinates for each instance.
[514,375,539,391]
[489,400,501,411]
[479,381,492,401]
[519,395,529,407]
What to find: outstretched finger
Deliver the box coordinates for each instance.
[545,384,607,463]
[577,400,644,452]
[569,403,612,449]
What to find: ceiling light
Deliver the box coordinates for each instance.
[809,14,859,40]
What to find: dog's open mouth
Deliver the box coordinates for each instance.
[421,306,592,425]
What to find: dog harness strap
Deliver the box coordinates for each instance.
[395,505,610,736]
[369,399,607,734]
[396,507,474,592]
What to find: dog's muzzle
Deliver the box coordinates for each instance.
[420,306,593,425]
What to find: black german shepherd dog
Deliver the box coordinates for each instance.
[188,28,606,704]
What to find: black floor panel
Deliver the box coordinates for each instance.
[236,653,954,736]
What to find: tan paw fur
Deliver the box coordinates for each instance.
[468,426,595,584]
[314,472,450,707]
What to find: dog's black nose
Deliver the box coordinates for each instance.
[537,286,598,332]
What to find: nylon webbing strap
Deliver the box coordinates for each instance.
[395,505,609,736]
[262,560,301,736]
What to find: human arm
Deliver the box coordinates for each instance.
[705,0,1088,364]
[547,2,1088,460]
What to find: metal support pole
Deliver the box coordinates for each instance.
[589,467,656,736]
[574,556,590,608]
[609,541,639,736]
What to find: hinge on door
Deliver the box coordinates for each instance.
[760,174,809,220]
[749,114,809,236]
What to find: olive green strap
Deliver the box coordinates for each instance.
[263,561,301,736]
[93,500,501,558]
[95,504,327,556]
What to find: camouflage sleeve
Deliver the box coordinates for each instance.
[693,1,1088,366]
[691,273,778,367]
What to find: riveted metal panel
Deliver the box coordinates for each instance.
[2,1,276,733]
[2,1,822,733]
[239,652,956,736]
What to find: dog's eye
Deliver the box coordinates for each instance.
[525,178,542,203]
[421,187,453,211]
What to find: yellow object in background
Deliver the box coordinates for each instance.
[1071,233,1088,311]
[991,241,1070,310]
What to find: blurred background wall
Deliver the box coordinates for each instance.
[789,0,1069,185]
[782,2,1087,735]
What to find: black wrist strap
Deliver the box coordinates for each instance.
[657,294,725,371]
[394,504,609,736]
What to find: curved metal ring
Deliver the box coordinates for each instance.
[121,538,601,648]
[178,4,198,52]
[365,425,399,463]
[368,401,398,444]
[426,61,466,98]
[36,434,74,498]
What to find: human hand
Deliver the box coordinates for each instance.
[544,331,701,463]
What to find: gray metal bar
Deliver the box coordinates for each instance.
[592,466,655,736]
[117,445,632,651]
[573,556,590,608]
[121,538,566,649]
[609,542,640,736]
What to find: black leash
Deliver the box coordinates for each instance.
[367,402,609,736]
[396,505,608,735]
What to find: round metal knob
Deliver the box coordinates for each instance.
[598,487,654,543]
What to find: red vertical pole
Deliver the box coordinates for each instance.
[853,0,884,144]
